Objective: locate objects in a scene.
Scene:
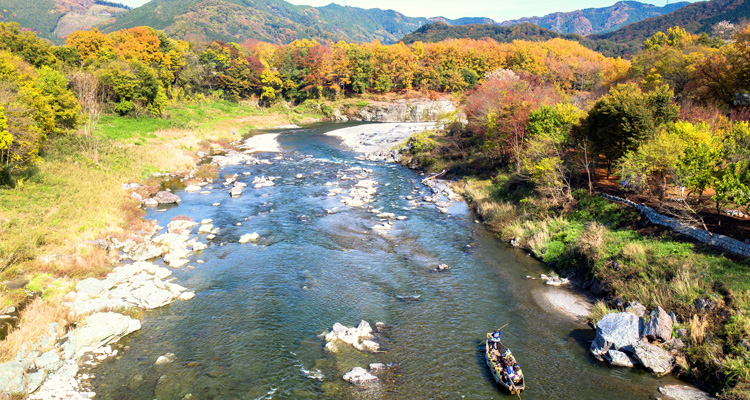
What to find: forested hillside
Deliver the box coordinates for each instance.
[399,22,633,56]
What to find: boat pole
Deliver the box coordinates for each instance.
[510,381,523,400]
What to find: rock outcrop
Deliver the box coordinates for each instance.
[333,99,457,123]
[658,385,715,400]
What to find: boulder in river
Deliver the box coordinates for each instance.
[658,385,714,400]
[343,367,378,386]
[644,306,673,342]
[229,186,243,198]
[239,233,260,243]
[632,341,674,376]
[154,191,181,204]
[590,312,642,360]
[324,321,379,353]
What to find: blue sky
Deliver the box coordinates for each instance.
[117,0,698,21]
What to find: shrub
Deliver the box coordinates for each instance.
[114,100,136,116]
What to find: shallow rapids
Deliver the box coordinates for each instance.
[90,123,681,400]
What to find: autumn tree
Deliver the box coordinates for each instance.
[584,84,679,173]
[0,52,51,182]
[65,28,116,65]
[464,70,560,172]
[522,103,584,200]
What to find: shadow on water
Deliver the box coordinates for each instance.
[474,339,496,387]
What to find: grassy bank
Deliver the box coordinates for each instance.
[405,134,750,397]
[0,99,324,360]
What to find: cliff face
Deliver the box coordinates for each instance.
[334,100,457,123]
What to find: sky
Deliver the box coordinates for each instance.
[116,0,695,21]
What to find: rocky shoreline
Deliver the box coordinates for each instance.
[0,134,277,397]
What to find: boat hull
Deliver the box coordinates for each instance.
[485,337,525,394]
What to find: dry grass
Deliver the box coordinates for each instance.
[575,222,607,262]
[588,301,616,324]
[194,164,218,181]
[0,297,77,361]
[689,314,709,345]
[621,242,648,265]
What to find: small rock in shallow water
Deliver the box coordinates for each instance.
[178,292,195,301]
[343,367,378,386]
[239,233,260,243]
[155,353,175,365]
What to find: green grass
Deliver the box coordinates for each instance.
[97,100,263,140]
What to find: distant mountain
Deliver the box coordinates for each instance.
[591,0,750,44]
[498,1,689,36]
[0,0,127,41]
[428,16,497,25]
[97,0,434,44]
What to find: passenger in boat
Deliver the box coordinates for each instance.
[512,365,523,384]
[503,365,515,385]
[504,350,516,366]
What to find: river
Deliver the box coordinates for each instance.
[90,123,681,399]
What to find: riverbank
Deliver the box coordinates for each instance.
[0,99,326,397]
[400,129,750,397]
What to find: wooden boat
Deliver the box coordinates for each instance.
[485,333,525,394]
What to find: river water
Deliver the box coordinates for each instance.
[91,123,680,399]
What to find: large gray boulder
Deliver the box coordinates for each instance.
[154,191,181,204]
[64,312,141,358]
[590,312,642,360]
[658,385,714,400]
[644,306,673,342]
[632,342,674,376]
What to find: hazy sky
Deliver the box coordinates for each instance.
[117,0,693,21]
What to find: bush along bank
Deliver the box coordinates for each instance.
[400,136,750,398]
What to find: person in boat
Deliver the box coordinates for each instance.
[488,331,508,352]
[512,365,523,384]
[503,349,516,366]
[503,365,515,385]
